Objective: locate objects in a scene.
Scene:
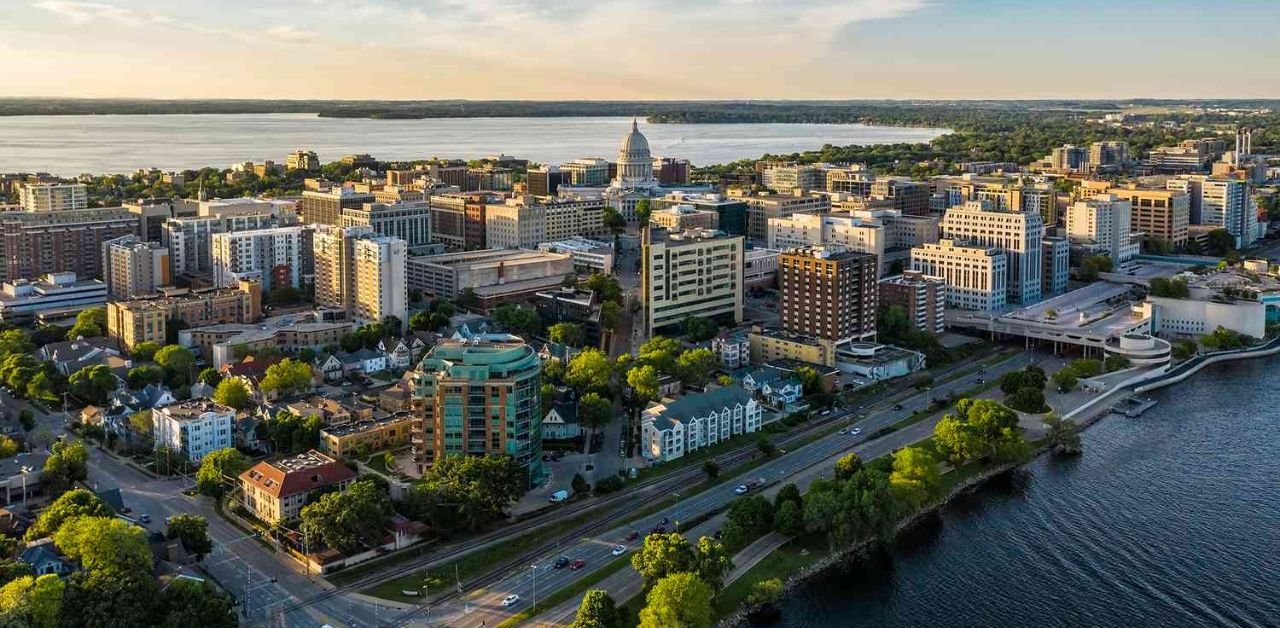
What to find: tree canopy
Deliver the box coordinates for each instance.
[212,378,252,410]
[53,516,152,573]
[25,489,112,541]
[196,448,248,497]
[259,358,314,395]
[637,572,714,628]
[300,479,394,555]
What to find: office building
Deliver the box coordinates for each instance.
[1145,138,1225,174]
[885,213,942,250]
[211,225,313,292]
[19,182,87,212]
[410,336,545,486]
[0,272,106,324]
[1168,176,1255,248]
[526,166,564,197]
[314,225,406,329]
[825,167,875,196]
[910,239,1008,312]
[767,213,886,274]
[429,192,504,251]
[1065,195,1139,263]
[879,271,946,335]
[1089,141,1130,171]
[407,248,573,308]
[0,207,138,283]
[102,235,171,298]
[153,400,234,464]
[870,178,931,216]
[125,199,178,243]
[286,149,321,172]
[650,205,719,232]
[107,280,262,349]
[939,200,1043,304]
[1042,237,1070,296]
[642,228,744,336]
[560,158,611,187]
[744,247,781,288]
[239,450,356,524]
[340,200,432,252]
[730,191,829,242]
[298,186,375,226]
[761,163,828,194]
[466,165,514,192]
[641,386,762,463]
[780,246,877,343]
[652,192,749,236]
[537,237,614,274]
[653,157,690,185]
[1048,144,1089,173]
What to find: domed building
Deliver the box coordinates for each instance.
[604,119,663,222]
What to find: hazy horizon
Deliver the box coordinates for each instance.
[3,0,1278,100]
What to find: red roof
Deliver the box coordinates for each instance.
[239,452,357,498]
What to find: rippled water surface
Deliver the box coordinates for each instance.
[774,357,1280,628]
[0,114,948,175]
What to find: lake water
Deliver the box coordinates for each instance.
[773,356,1280,628]
[0,114,948,176]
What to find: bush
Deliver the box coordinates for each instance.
[594,476,625,494]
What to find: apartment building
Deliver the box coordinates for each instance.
[298,186,375,226]
[729,191,829,242]
[0,207,138,283]
[211,225,313,292]
[107,280,262,349]
[653,157,690,185]
[321,413,413,458]
[406,249,573,307]
[163,211,293,276]
[910,239,1008,312]
[340,200,432,252]
[101,235,170,299]
[485,199,545,249]
[939,200,1043,304]
[1065,195,1139,263]
[19,182,87,212]
[429,192,504,250]
[767,213,886,274]
[761,163,829,194]
[352,235,407,328]
[180,317,350,368]
[779,246,877,344]
[879,271,946,335]
[641,386,762,463]
[1092,184,1190,252]
[642,228,745,336]
[1167,175,1255,248]
[286,149,321,172]
[239,450,356,524]
[153,400,234,464]
[410,336,545,486]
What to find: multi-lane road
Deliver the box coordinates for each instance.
[374,350,1037,627]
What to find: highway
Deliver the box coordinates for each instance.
[378,350,1037,627]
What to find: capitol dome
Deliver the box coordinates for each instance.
[615,118,655,185]
[619,118,650,156]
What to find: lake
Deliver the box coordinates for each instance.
[0,114,948,176]
[771,356,1280,628]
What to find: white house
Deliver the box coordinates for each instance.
[741,368,803,406]
[641,386,762,463]
[542,400,581,440]
[379,337,428,371]
[153,400,234,464]
[711,331,750,370]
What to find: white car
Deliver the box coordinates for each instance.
[611,544,627,556]
[851,427,862,435]
[502,594,521,607]
[838,428,847,435]
[733,484,749,495]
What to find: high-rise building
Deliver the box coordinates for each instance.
[484,200,546,249]
[410,336,544,487]
[107,280,261,349]
[18,182,87,212]
[297,187,375,226]
[286,149,321,171]
[939,200,1043,304]
[1167,175,1255,248]
[730,191,829,242]
[870,178,931,216]
[1041,237,1070,296]
[211,225,313,292]
[1048,145,1089,173]
[560,158,611,187]
[1065,194,1139,263]
[340,200,433,252]
[313,225,406,329]
[1099,185,1190,252]
[162,211,294,277]
[1089,141,1130,171]
[0,207,138,283]
[101,235,170,298]
[878,271,946,335]
[652,157,691,185]
[428,192,503,251]
[642,228,744,336]
[825,167,875,196]
[652,193,749,236]
[526,166,564,197]
[910,239,1008,312]
[465,166,514,192]
[761,163,828,194]
[780,246,877,344]
[767,213,886,274]
[124,199,177,243]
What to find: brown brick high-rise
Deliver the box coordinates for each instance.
[779,246,877,343]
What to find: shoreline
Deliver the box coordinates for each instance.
[720,342,1280,627]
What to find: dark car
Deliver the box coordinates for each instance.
[569,559,586,571]
[553,556,570,569]
[650,525,666,535]
[659,517,669,526]
[625,531,640,542]
[892,403,904,410]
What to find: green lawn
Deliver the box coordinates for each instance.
[362,508,602,603]
[712,534,828,619]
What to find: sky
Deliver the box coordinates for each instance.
[2,0,1278,100]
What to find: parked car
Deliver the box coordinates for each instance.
[502,594,521,607]
[138,514,151,524]
[569,559,586,571]
[838,428,847,435]
[548,490,570,503]
[611,545,627,556]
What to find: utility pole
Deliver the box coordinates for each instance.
[531,564,538,610]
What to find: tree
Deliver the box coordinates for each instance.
[638,573,713,628]
[61,568,157,628]
[681,316,718,342]
[675,348,717,388]
[1005,386,1046,413]
[67,308,106,340]
[834,452,862,481]
[455,288,479,311]
[693,536,733,591]
[196,448,248,498]
[630,532,696,586]
[68,364,117,405]
[585,273,623,304]
[626,365,661,403]
[166,514,213,558]
[196,367,222,387]
[601,206,626,235]
[17,409,34,432]
[157,578,237,628]
[571,473,591,495]
[774,500,804,536]
[548,322,585,348]
[1077,254,1114,281]
[794,366,822,395]
[756,437,777,457]
[402,455,525,532]
[721,496,774,550]
[300,479,393,554]
[579,392,613,435]
[571,589,620,628]
[259,358,314,396]
[889,447,940,508]
[747,577,784,608]
[600,301,621,331]
[877,305,911,341]
[716,374,733,386]
[1044,412,1083,456]
[1148,277,1190,298]
[53,516,152,573]
[637,336,681,375]
[129,341,162,362]
[492,304,541,339]
[212,378,251,410]
[0,330,34,358]
[1104,355,1131,373]
[267,286,302,305]
[0,573,63,628]
[1051,370,1078,393]
[256,409,323,454]
[25,371,57,404]
[154,345,195,386]
[634,199,653,225]
[29,325,65,350]
[567,349,614,394]
[702,460,720,480]
[42,441,88,497]
[1172,338,1198,360]
[0,437,16,459]
[126,365,165,389]
[25,489,112,541]
[0,560,31,589]
[1206,228,1236,256]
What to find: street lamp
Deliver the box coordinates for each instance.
[18,466,30,509]
[672,492,681,532]
[530,564,538,610]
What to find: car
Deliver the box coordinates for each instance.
[553,556,570,569]
[502,594,521,607]
[611,545,627,556]
[976,377,985,384]
[569,559,586,571]
[138,514,151,524]
[625,531,640,542]
[541,454,550,461]
[650,525,666,534]
[892,403,904,410]
[659,517,669,525]
[820,409,830,416]
[851,427,862,435]
[734,484,749,495]
[838,428,847,435]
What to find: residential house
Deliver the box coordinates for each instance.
[378,336,428,371]
[314,353,345,382]
[741,368,804,408]
[0,452,48,506]
[657,374,682,399]
[640,386,762,463]
[537,342,578,364]
[711,331,751,370]
[542,398,580,440]
[38,337,125,376]
[20,539,74,577]
[238,450,357,524]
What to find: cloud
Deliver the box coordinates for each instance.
[264,25,316,43]
[32,1,164,26]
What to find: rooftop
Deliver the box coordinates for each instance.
[159,400,234,419]
[240,450,356,498]
[321,412,412,437]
